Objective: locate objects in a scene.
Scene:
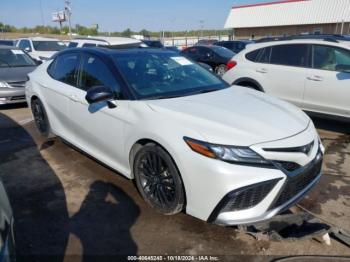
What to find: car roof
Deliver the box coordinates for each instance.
[52,46,178,59]
[18,37,60,41]
[72,36,141,45]
[244,39,350,51]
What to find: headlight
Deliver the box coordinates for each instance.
[0,81,11,88]
[184,137,270,165]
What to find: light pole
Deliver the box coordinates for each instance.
[39,0,46,29]
[199,20,204,39]
[65,0,72,38]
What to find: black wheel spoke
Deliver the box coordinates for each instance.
[136,150,178,210]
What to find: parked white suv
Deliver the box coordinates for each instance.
[67,36,145,49]
[17,37,66,61]
[222,39,350,120]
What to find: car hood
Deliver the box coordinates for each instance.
[146,87,310,146]
[0,66,37,83]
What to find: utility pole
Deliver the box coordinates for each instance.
[39,0,46,29]
[65,0,72,38]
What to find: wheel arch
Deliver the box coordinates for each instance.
[233,77,264,92]
[129,138,188,206]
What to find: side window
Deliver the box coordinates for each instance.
[68,42,78,48]
[78,54,122,95]
[270,44,308,67]
[246,47,271,63]
[258,47,272,63]
[312,45,350,72]
[48,53,79,86]
[246,49,260,62]
[198,47,212,58]
[82,43,97,48]
[19,40,32,52]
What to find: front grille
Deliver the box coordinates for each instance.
[275,161,301,172]
[269,151,323,210]
[221,179,280,213]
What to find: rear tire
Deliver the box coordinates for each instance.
[133,144,185,215]
[31,98,50,138]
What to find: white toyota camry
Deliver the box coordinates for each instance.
[26,47,324,225]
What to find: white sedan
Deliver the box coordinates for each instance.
[26,47,324,225]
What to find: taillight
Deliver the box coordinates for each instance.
[226,60,237,71]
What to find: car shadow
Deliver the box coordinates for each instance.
[0,112,69,262]
[311,116,350,134]
[0,103,28,110]
[70,181,140,261]
[0,113,140,261]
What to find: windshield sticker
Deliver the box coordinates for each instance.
[11,50,25,55]
[171,57,193,66]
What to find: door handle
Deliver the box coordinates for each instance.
[307,75,324,82]
[256,68,268,73]
[69,95,79,102]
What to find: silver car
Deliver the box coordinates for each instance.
[0,46,37,105]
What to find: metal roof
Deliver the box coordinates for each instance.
[225,0,350,29]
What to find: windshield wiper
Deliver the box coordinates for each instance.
[194,88,221,95]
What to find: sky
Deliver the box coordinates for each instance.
[0,0,279,32]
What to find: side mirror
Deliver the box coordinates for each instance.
[336,64,350,73]
[35,59,42,65]
[85,86,115,105]
[25,47,31,52]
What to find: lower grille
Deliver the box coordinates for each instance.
[9,81,26,88]
[269,151,323,210]
[10,96,25,101]
[221,179,280,213]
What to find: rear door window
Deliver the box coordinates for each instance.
[245,47,271,63]
[48,53,79,86]
[270,44,308,67]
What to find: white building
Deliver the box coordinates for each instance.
[224,0,350,39]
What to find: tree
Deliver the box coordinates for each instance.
[121,28,132,37]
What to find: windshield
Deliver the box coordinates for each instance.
[0,49,36,67]
[211,46,235,58]
[113,51,229,100]
[32,41,66,51]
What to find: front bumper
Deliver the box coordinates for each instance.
[178,122,322,225]
[212,150,323,226]
[0,88,26,105]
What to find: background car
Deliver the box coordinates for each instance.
[214,40,254,53]
[67,36,144,49]
[16,37,66,61]
[222,38,350,121]
[195,39,218,46]
[180,45,235,75]
[142,40,164,48]
[26,47,323,226]
[0,40,16,47]
[0,46,38,105]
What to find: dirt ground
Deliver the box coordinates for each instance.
[0,104,349,262]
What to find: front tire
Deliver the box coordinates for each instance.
[134,144,185,215]
[31,98,50,138]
